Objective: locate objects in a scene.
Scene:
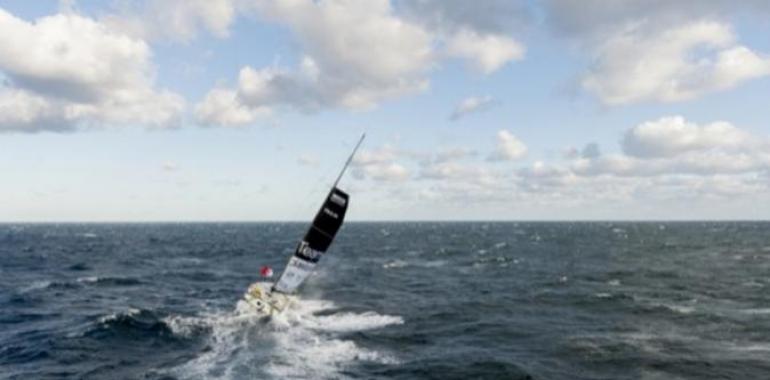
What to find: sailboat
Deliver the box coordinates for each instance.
[243,134,365,315]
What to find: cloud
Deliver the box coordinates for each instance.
[569,116,770,178]
[544,0,770,39]
[0,8,183,132]
[104,0,236,42]
[581,21,770,105]
[342,124,769,214]
[488,130,527,161]
[449,95,497,121]
[433,147,477,163]
[622,116,752,158]
[0,89,65,132]
[353,145,399,166]
[401,0,530,35]
[419,162,486,181]
[401,0,527,73]
[516,161,578,191]
[196,0,526,125]
[423,117,768,207]
[445,28,525,74]
[363,162,410,182]
[352,145,410,182]
[194,88,269,127]
[194,0,432,125]
[571,153,770,178]
[542,1,770,105]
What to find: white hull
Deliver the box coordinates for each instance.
[243,281,294,316]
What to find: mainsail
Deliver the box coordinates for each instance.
[272,134,365,294]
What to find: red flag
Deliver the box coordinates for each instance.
[260,266,274,278]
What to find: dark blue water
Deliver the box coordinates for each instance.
[2,222,770,379]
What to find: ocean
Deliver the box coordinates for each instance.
[1,222,769,379]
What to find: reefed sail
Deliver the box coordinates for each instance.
[271,135,363,294]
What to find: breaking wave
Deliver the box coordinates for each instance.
[166,298,403,380]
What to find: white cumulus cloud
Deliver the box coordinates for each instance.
[402,0,528,73]
[582,21,770,105]
[104,0,237,42]
[196,0,433,125]
[0,8,183,132]
[194,88,269,127]
[622,116,752,158]
[488,130,527,161]
[195,0,527,125]
[445,28,524,74]
[352,145,410,182]
[571,116,770,177]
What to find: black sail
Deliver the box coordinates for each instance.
[296,188,349,262]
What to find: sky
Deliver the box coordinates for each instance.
[1,0,769,222]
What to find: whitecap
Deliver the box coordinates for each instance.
[382,260,408,269]
[20,280,52,293]
[739,308,770,315]
[728,343,770,352]
[99,307,142,324]
[168,297,402,380]
[664,304,695,314]
[305,312,403,333]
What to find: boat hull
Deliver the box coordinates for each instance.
[243,281,293,316]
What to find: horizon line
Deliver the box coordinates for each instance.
[1,219,769,224]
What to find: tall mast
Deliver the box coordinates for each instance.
[332,133,366,188]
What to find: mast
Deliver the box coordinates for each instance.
[332,133,366,189]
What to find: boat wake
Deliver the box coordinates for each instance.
[165,297,403,379]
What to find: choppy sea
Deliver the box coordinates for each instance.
[1,222,770,379]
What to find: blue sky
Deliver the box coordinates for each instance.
[1,0,769,221]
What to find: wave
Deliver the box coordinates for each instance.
[265,300,402,379]
[166,297,403,379]
[738,308,770,315]
[19,280,53,293]
[16,276,140,294]
[17,279,80,293]
[382,260,408,269]
[77,276,142,286]
[301,311,403,333]
[86,308,175,340]
[727,342,770,352]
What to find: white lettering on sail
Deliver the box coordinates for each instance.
[330,193,347,206]
[298,240,323,260]
[323,207,339,219]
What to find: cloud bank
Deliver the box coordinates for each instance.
[195,0,526,126]
[0,8,183,133]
